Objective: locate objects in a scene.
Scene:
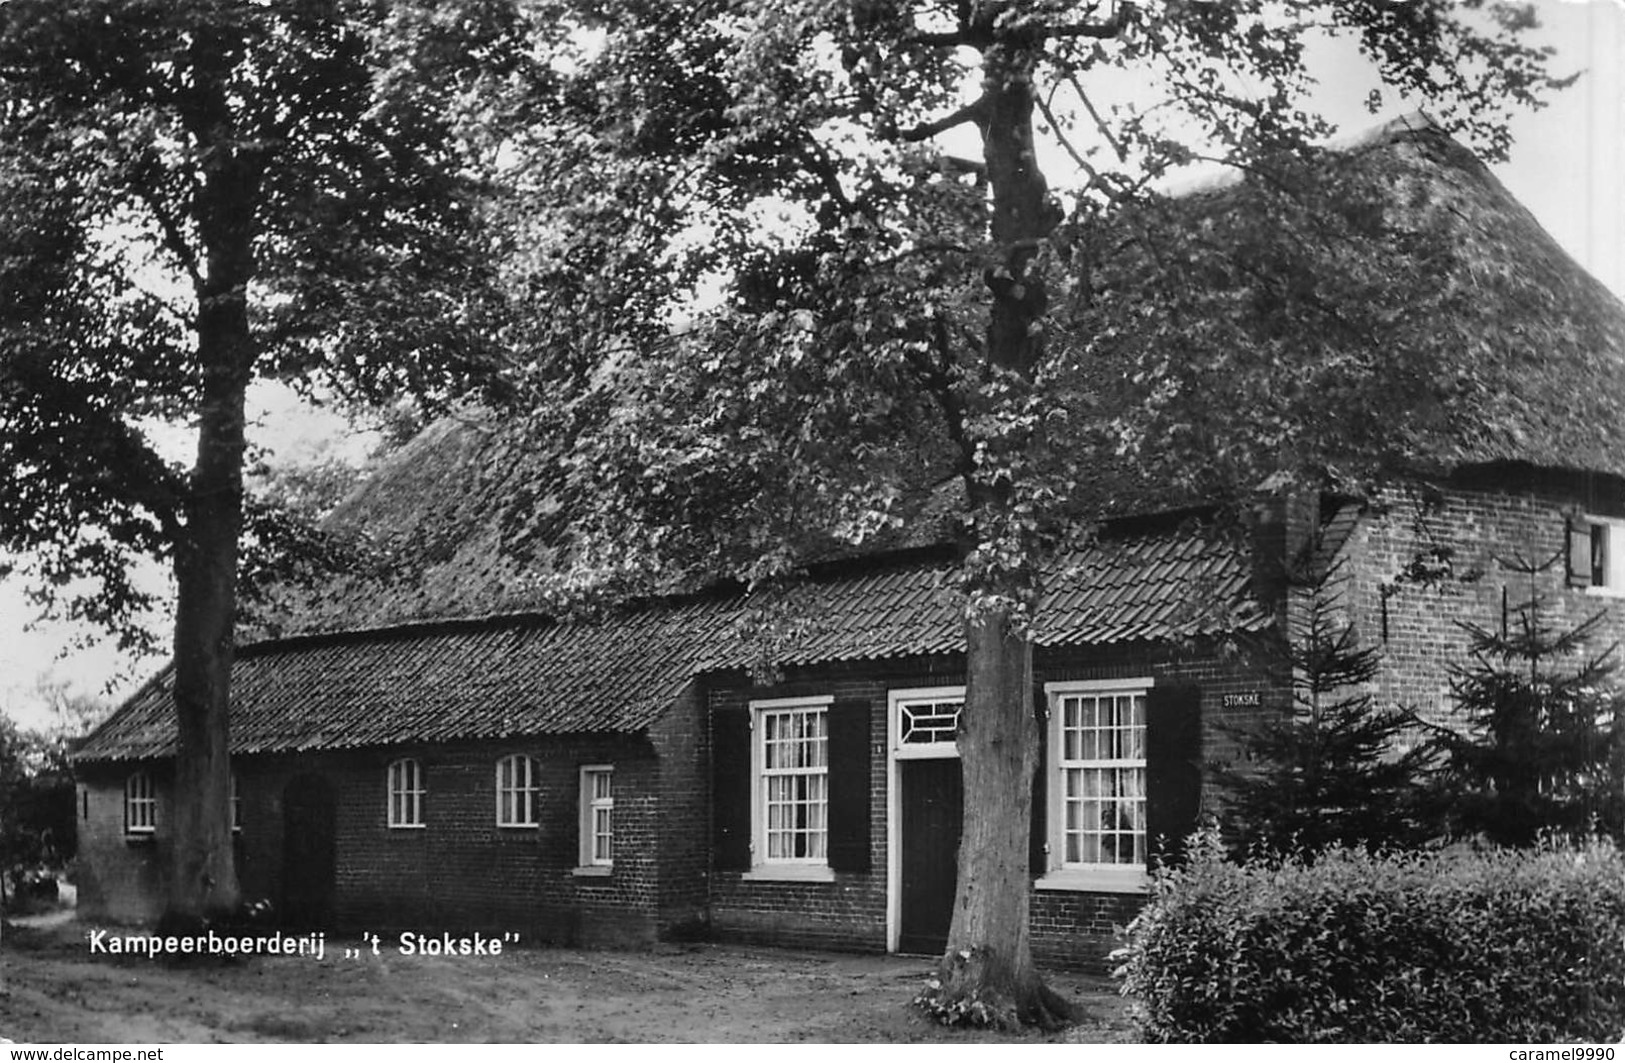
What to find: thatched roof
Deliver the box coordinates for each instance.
[1351,114,1625,477]
[251,114,1625,639]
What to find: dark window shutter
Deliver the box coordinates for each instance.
[1030,685,1049,876]
[1145,683,1202,870]
[713,708,752,871]
[826,698,872,873]
[1568,519,1596,588]
[570,767,582,860]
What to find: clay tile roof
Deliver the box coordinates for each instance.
[75,518,1266,764]
[77,596,741,763]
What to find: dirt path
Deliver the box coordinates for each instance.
[0,918,1136,1043]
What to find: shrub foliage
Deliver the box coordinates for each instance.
[1217,563,1432,855]
[1114,833,1625,1043]
[1425,556,1625,846]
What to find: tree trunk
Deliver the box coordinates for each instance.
[924,610,1076,1028]
[918,31,1077,1030]
[164,312,249,928]
[162,40,260,925]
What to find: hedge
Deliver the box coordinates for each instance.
[1112,833,1625,1043]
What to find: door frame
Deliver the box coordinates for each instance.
[885,685,965,954]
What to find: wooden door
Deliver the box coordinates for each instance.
[281,774,336,928]
[898,757,962,955]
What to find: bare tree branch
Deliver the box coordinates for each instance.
[1067,73,1128,164]
[899,95,989,142]
[1048,2,1136,40]
[1034,92,1104,189]
[907,29,972,47]
[794,139,858,217]
[942,155,987,182]
[907,313,974,481]
[131,164,204,291]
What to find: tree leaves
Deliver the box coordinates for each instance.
[495,1,1573,616]
[0,0,529,645]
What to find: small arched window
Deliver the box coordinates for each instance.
[494,754,539,827]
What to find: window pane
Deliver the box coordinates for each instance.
[1056,690,1148,869]
[594,825,611,862]
[760,707,829,863]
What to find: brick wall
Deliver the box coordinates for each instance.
[75,764,170,923]
[1335,479,1625,730]
[1028,890,1143,971]
[706,660,943,952]
[78,732,665,946]
[650,681,711,935]
[704,642,1277,970]
[317,735,661,945]
[1034,643,1280,968]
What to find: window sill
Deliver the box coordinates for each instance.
[388,824,427,831]
[1584,585,1625,599]
[572,865,613,878]
[1034,868,1148,894]
[742,864,836,883]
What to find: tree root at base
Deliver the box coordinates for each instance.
[914,947,1083,1031]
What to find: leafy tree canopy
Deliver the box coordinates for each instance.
[0,0,539,923]
[497,1,1573,609]
[0,0,528,651]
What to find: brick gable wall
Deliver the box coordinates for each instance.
[1335,482,1625,730]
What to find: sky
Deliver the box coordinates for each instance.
[1,0,1622,732]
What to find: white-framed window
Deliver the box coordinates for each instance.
[1570,515,1625,594]
[388,758,425,829]
[579,765,614,868]
[1038,679,1150,893]
[751,697,830,874]
[231,773,242,834]
[495,754,540,827]
[125,771,156,835]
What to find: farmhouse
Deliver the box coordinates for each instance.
[73,512,1272,962]
[72,117,1625,968]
